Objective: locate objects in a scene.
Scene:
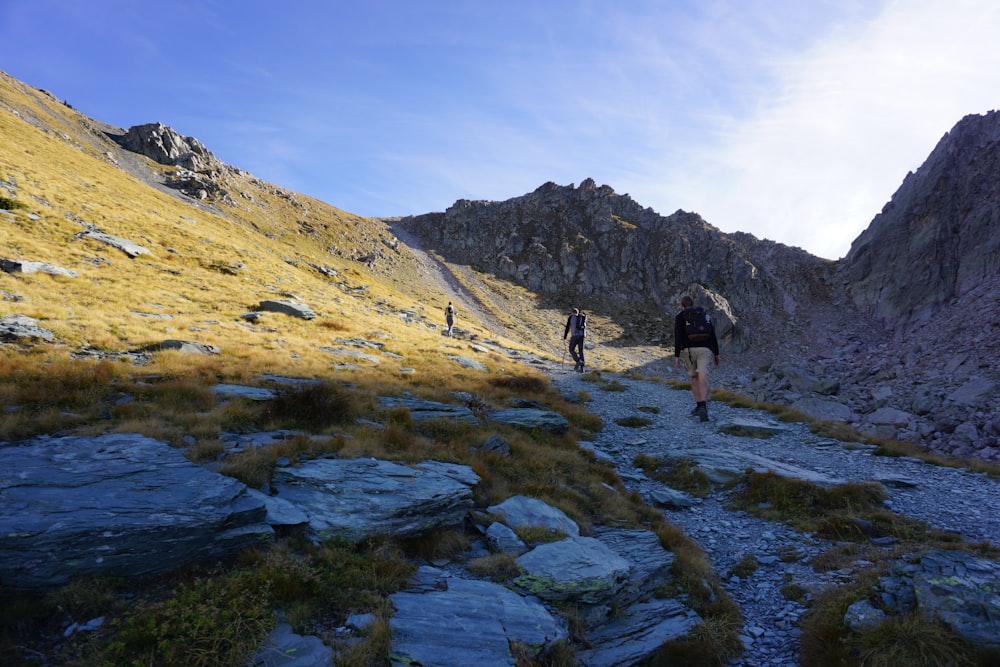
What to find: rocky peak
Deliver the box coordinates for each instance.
[401,180,835,355]
[117,121,219,172]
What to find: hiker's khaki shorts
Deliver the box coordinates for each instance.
[681,347,714,377]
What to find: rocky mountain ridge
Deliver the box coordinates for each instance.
[397,112,1000,461]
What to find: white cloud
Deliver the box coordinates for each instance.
[658,0,1000,259]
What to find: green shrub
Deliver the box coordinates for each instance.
[0,195,27,210]
[267,382,357,430]
[614,415,652,428]
[98,569,274,667]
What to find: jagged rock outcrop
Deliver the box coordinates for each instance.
[844,110,1000,330]
[118,121,219,172]
[399,179,837,353]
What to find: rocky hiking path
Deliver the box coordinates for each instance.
[535,362,1000,666]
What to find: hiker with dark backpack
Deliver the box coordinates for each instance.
[673,295,720,421]
[444,301,455,336]
[563,308,587,372]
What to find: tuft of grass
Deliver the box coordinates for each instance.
[634,454,713,498]
[266,382,359,430]
[467,553,523,582]
[95,567,275,667]
[729,553,759,578]
[403,527,472,562]
[614,415,652,428]
[0,194,27,210]
[636,405,660,414]
[845,614,980,667]
[730,471,888,533]
[780,582,808,602]
[649,612,745,667]
[488,374,548,394]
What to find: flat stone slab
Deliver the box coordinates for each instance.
[212,384,277,400]
[576,598,701,667]
[718,417,789,437]
[77,228,150,257]
[390,566,567,666]
[681,447,845,487]
[486,408,569,434]
[0,314,55,342]
[257,299,316,320]
[0,433,271,589]
[0,258,78,277]
[271,458,479,543]
[376,397,477,424]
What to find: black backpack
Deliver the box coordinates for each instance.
[575,312,587,334]
[683,307,713,344]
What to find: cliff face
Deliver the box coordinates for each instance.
[843,110,1000,332]
[401,178,838,354]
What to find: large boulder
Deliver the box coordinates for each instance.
[270,458,479,543]
[390,566,568,666]
[0,314,54,343]
[0,433,272,590]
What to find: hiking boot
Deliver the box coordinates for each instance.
[694,404,708,421]
[690,404,701,415]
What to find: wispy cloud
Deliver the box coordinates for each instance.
[662,0,1000,258]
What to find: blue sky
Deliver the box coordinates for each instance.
[2,1,998,260]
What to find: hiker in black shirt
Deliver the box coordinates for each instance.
[673,295,720,421]
[445,302,455,336]
[563,308,587,372]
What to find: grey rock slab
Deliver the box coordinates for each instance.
[576,597,702,667]
[868,406,912,425]
[448,354,488,371]
[948,378,996,406]
[487,495,580,537]
[649,486,697,509]
[142,339,221,355]
[0,258,78,277]
[390,566,568,667]
[791,396,853,422]
[376,396,477,424]
[592,528,676,608]
[719,417,790,437]
[681,447,846,487]
[320,347,381,364]
[211,383,277,401]
[484,521,527,555]
[0,314,54,342]
[486,408,569,435]
[911,549,1000,649]
[257,299,316,320]
[77,229,150,257]
[514,536,631,604]
[0,433,272,589]
[250,622,333,667]
[270,458,479,543]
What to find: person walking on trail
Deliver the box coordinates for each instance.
[444,302,456,336]
[673,295,720,421]
[563,308,587,372]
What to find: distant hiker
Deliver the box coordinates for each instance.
[563,308,587,372]
[445,302,456,335]
[673,295,720,421]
